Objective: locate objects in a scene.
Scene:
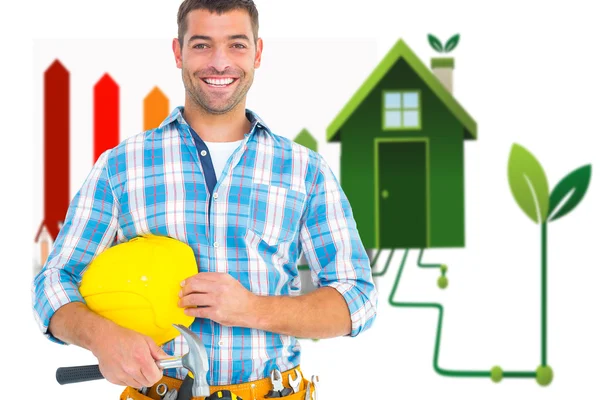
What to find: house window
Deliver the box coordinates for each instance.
[383,91,421,130]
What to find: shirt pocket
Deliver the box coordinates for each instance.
[247,183,307,246]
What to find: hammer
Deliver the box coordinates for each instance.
[56,324,210,397]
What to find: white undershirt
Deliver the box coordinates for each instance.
[204,139,244,181]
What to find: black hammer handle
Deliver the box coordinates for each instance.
[56,364,104,384]
[56,357,182,385]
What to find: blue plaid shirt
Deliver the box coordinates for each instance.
[32,107,378,385]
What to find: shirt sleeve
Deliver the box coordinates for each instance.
[31,150,119,344]
[298,154,378,337]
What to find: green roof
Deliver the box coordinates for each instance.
[294,128,318,152]
[326,39,477,142]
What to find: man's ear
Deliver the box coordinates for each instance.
[254,38,263,68]
[172,38,183,69]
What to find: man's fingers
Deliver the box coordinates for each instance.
[193,272,228,280]
[179,293,213,308]
[100,364,143,389]
[180,279,215,297]
[181,272,221,287]
[141,341,167,384]
[183,305,212,319]
[123,376,145,390]
[128,366,154,388]
[149,342,170,361]
[139,362,162,387]
[180,272,233,298]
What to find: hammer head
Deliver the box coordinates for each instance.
[173,324,210,397]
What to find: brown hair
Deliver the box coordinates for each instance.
[177,0,259,46]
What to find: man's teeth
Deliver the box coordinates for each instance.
[203,78,235,86]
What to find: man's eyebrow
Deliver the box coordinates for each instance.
[228,34,250,41]
[188,34,250,43]
[188,35,212,42]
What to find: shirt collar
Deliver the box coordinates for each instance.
[159,106,271,137]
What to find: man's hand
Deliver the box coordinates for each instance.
[178,272,256,327]
[90,323,169,389]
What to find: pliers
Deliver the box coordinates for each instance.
[265,368,293,398]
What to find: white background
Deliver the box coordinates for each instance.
[2,0,600,399]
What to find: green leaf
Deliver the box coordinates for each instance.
[548,165,592,222]
[444,34,460,52]
[427,34,444,53]
[508,144,550,224]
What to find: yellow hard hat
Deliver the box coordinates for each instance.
[79,235,197,345]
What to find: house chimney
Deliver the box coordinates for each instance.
[431,57,454,93]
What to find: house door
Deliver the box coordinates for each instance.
[377,141,427,248]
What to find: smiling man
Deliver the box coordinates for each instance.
[32,1,378,399]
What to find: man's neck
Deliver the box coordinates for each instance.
[183,100,251,143]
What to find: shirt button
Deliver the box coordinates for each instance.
[214,242,219,248]
[201,150,207,156]
[218,340,224,346]
[213,192,219,200]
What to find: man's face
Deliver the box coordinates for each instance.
[173,9,262,115]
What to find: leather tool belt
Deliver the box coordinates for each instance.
[120,366,314,400]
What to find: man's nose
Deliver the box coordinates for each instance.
[208,47,231,72]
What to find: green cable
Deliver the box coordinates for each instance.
[386,249,537,381]
[372,249,395,277]
[417,248,447,279]
[370,249,382,268]
[417,248,440,268]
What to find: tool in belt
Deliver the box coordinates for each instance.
[56,323,317,399]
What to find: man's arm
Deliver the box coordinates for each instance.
[277,154,378,338]
[32,150,166,388]
[50,302,167,388]
[250,287,351,338]
[179,272,351,338]
[32,150,119,344]
[48,302,113,350]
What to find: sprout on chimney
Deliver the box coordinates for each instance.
[427,34,460,53]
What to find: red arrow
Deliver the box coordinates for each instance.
[94,73,119,162]
[42,59,70,235]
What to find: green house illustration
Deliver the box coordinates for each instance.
[293,128,318,152]
[326,39,477,249]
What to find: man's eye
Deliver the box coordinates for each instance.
[194,44,208,49]
[233,44,247,49]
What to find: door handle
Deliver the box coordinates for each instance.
[381,189,389,199]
